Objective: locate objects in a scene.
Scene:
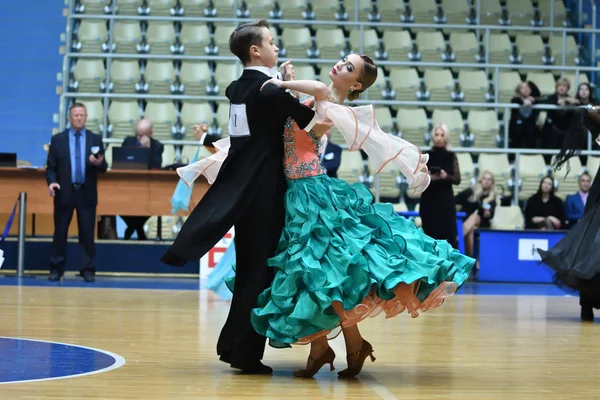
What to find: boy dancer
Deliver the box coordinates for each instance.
[161,20,317,374]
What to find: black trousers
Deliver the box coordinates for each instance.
[121,216,148,240]
[50,189,96,274]
[216,184,285,369]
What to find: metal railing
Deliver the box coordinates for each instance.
[60,0,598,131]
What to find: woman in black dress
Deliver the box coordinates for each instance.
[538,105,600,321]
[524,176,565,230]
[420,123,461,249]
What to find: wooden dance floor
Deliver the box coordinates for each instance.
[1,282,599,399]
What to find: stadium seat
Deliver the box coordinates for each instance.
[144,101,177,140]
[108,100,141,138]
[396,107,428,146]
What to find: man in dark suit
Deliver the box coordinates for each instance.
[46,103,108,282]
[120,119,164,240]
[161,20,317,374]
[321,129,342,178]
[565,172,591,228]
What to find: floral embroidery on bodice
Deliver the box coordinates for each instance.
[283,95,328,180]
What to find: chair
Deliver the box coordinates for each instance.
[108,100,141,138]
[144,101,177,140]
[144,61,176,95]
[110,60,141,94]
[73,59,105,93]
[146,22,176,55]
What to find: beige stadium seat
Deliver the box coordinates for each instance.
[180,23,211,55]
[382,30,412,61]
[180,62,211,96]
[248,0,275,18]
[407,0,437,24]
[517,154,548,200]
[312,0,340,20]
[144,61,176,95]
[552,155,583,200]
[180,102,213,137]
[146,22,176,55]
[146,0,177,15]
[449,32,479,63]
[108,100,141,138]
[374,107,393,133]
[396,108,428,146]
[343,0,375,21]
[73,59,105,93]
[454,153,475,195]
[79,100,104,134]
[180,0,209,16]
[389,68,419,101]
[525,72,555,95]
[538,0,568,27]
[292,65,316,81]
[162,144,176,167]
[431,109,463,148]
[515,34,544,65]
[181,143,213,165]
[416,31,445,63]
[76,21,108,53]
[365,67,387,101]
[212,0,241,17]
[315,28,346,59]
[144,216,181,240]
[216,104,230,136]
[491,206,525,230]
[423,69,453,102]
[467,110,499,148]
[109,60,140,94]
[488,33,511,64]
[349,29,378,54]
[281,27,312,58]
[458,70,489,103]
[115,0,143,15]
[213,26,235,54]
[79,0,110,14]
[144,101,177,140]
[378,0,405,22]
[587,156,600,176]
[370,160,401,199]
[215,63,242,95]
[549,35,579,66]
[328,126,345,146]
[505,0,534,26]
[479,0,502,25]
[560,72,589,97]
[494,71,522,103]
[337,149,365,184]
[444,0,471,24]
[112,21,142,54]
[278,0,307,20]
[478,154,511,193]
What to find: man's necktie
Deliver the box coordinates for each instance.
[74,132,84,184]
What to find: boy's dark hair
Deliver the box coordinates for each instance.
[229,19,270,65]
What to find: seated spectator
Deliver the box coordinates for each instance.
[565,173,591,228]
[121,119,164,240]
[122,119,164,169]
[524,176,565,230]
[575,82,597,107]
[455,170,498,257]
[509,82,539,150]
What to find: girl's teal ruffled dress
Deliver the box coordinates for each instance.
[195,97,475,347]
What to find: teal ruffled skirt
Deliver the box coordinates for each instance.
[250,174,475,347]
